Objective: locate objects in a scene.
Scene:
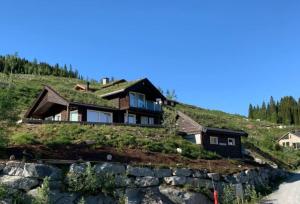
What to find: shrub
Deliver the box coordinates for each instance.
[0,183,6,199]
[67,163,116,196]
[33,177,51,204]
[11,132,38,145]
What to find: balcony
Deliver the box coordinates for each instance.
[129,98,162,112]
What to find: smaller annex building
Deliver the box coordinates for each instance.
[278,131,300,149]
[176,111,248,158]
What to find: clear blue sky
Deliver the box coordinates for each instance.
[1,0,300,116]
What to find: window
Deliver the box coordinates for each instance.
[293,143,297,149]
[54,113,61,121]
[70,110,79,122]
[228,138,236,146]
[124,114,136,124]
[286,142,290,147]
[210,136,218,145]
[87,110,112,123]
[129,92,145,108]
[45,116,53,121]
[141,116,149,125]
[149,117,154,125]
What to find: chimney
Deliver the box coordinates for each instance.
[86,81,90,91]
[101,77,110,85]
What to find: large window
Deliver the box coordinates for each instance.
[129,92,145,108]
[87,110,112,123]
[70,110,78,122]
[141,116,148,125]
[124,114,136,124]
[210,136,218,145]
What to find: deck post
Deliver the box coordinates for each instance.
[67,105,70,121]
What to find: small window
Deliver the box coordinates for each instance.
[210,136,218,145]
[228,138,236,146]
[293,143,297,149]
[70,110,79,122]
[149,117,154,125]
[286,142,290,147]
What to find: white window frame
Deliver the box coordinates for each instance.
[54,113,62,121]
[70,110,79,122]
[87,110,113,123]
[210,136,218,145]
[124,113,136,124]
[228,138,236,146]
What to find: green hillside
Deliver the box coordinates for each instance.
[1,73,300,168]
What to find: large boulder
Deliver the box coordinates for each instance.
[192,170,208,178]
[95,162,126,175]
[84,195,116,204]
[125,188,144,204]
[173,168,191,177]
[27,189,78,204]
[159,186,213,204]
[207,173,220,181]
[23,163,62,180]
[115,175,133,187]
[127,166,154,177]
[164,176,187,186]
[3,161,24,176]
[153,168,172,178]
[0,175,39,191]
[69,163,87,174]
[135,176,160,187]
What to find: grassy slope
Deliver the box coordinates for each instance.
[176,103,300,168]
[1,73,299,167]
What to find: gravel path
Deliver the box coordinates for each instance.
[261,171,300,204]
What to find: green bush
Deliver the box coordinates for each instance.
[67,163,116,196]
[33,177,51,204]
[11,132,38,145]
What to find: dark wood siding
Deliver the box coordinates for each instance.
[202,133,242,158]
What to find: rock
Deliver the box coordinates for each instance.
[207,173,220,181]
[107,154,113,161]
[127,166,154,177]
[0,175,39,191]
[153,168,172,178]
[192,170,208,178]
[9,155,15,161]
[3,161,24,176]
[135,177,160,187]
[173,168,191,177]
[115,175,133,187]
[164,176,187,186]
[23,163,62,180]
[28,189,78,204]
[159,186,213,204]
[125,188,144,204]
[0,163,5,172]
[49,180,63,190]
[0,199,12,204]
[186,178,213,189]
[69,163,87,174]
[84,195,116,204]
[140,187,173,204]
[95,162,125,175]
[233,172,248,184]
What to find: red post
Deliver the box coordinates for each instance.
[214,190,218,204]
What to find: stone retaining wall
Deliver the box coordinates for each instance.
[0,161,288,204]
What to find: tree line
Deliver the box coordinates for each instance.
[249,96,300,125]
[0,54,82,79]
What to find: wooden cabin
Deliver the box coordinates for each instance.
[177,111,248,158]
[24,78,165,126]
